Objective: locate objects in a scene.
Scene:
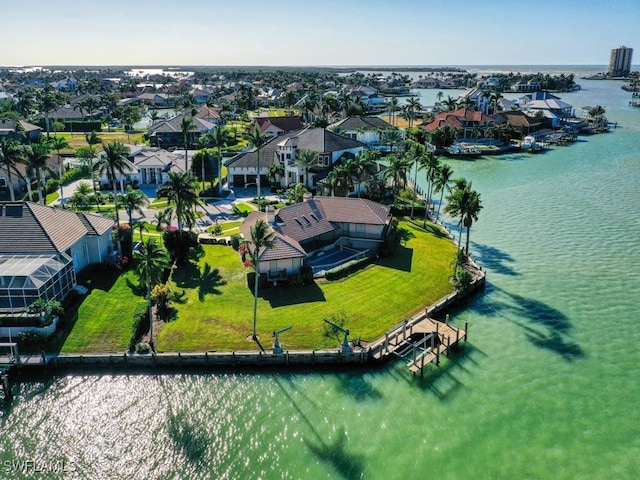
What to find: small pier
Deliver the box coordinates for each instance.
[370,315,467,376]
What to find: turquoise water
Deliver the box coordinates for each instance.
[1,79,640,479]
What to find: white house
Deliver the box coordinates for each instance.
[0,202,114,315]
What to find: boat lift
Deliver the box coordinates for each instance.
[323,319,352,354]
[272,326,292,354]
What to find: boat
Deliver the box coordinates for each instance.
[630,92,640,108]
[445,143,482,158]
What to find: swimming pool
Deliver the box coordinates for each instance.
[307,245,367,274]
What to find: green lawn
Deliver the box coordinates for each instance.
[57,219,456,353]
[157,219,456,352]
[59,268,143,353]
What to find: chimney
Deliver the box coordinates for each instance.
[265,205,275,225]
[302,192,313,203]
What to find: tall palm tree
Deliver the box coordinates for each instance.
[23,138,52,204]
[404,97,422,128]
[180,116,195,171]
[384,154,412,197]
[434,163,454,221]
[352,150,379,198]
[118,185,149,224]
[37,87,63,138]
[156,171,199,231]
[48,136,69,205]
[211,127,228,195]
[294,148,319,188]
[135,238,169,351]
[97,141,131,244]
[245,218,275,341]
[268,162,285,189]
[462,188,482,256]
[84,131,102,208]
[0,140,24,202]
[246,126,268,199]
[381,128,404,155]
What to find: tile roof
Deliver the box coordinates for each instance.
[0,202,114,255]
[148,113,216,134]
[256,116,303,133]
[240,211,307,262]
[330,116,391,131]
[240,197,391,261]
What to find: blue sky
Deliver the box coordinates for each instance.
[3,0,639,66]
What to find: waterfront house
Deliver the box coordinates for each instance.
[240,196,391,281]
[0,202,114,315]
[148,113,216,148]
[225,128,366,191]
[255,116,304,137]
[328,116,391,148]
[419,108,499,139]
[519,92,574,127]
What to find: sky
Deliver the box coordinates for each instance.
[3,0,640,67]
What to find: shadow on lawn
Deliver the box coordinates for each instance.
[374,243,413,272]
[173,262,227,301]
[260,282,326,307]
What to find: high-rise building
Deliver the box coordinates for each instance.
[609,46,633,77]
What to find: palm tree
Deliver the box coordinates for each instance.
[462,188,482,256]
[384,154,412,197]
[381,128,404,154]
[118,185,149,224]
[37,87,63,138]
[268,162,285,189]
[180,116,195,171]
[294,148,319,188]
[23,138,52,204]
[48,136,69,205]
[97,141,131,246]
[352,150,379,197]
[406,142,426,218]
[0,140,24,202]
[246,126,268,199]
[387,97,399,126]
[69,181,93,211]
[135,238,169,351]
[245,218,275,341]
[210,127,228,194]
[85,131,102,207]
[443,178,482,261]
[443,95,458,112]
[286,182,308,203]
[434,163,454,221]
[404,97,422,128]
[156,171,199,231]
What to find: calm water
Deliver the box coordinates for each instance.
[1,78,639,480]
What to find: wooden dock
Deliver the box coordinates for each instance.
[369,316,467,376]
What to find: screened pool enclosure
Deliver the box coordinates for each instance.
[0,253,76,315]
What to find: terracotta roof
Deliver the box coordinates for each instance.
[0,202,114,255]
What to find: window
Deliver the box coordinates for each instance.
[0,178,6,188]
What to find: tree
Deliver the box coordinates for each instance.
[352,150,379,197]
[97,141,131,248]
[246,126,268,199]
[245,218,276,341]
[156,171,199,231]
[69,181,93,211]
[180,116,195,171]
[36,87,64,138]
[118,185,149,224]
[134,238,169,351]
[23,138,52,204]
[462,187,482,256]
[294,148,319,188]
[384,154,412,197]
[404,97,422,128]
[286,182,308,203]
[443,178,482,265]
[210,127,229,194]
[434,163,454,221]
[191,148,214,192]
[0,140,24,201]
[268,162,285,189]
[381,128,404,154]
[48,136,69,205]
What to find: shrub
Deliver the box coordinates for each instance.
[129,301,149,352]
[61,166,87,185]
[151,284,173,321]
[230,235,241,250]
[17,330,49,348]
[135,342,151,354]
[324,257,372,281]
[46,178,60,195]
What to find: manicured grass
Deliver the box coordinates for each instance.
[58,219,456,353]
[233,203,254,215]
[54,132,147,154]
[206,220,242,235]
[59,267,143,353]
[157,219,456,352]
